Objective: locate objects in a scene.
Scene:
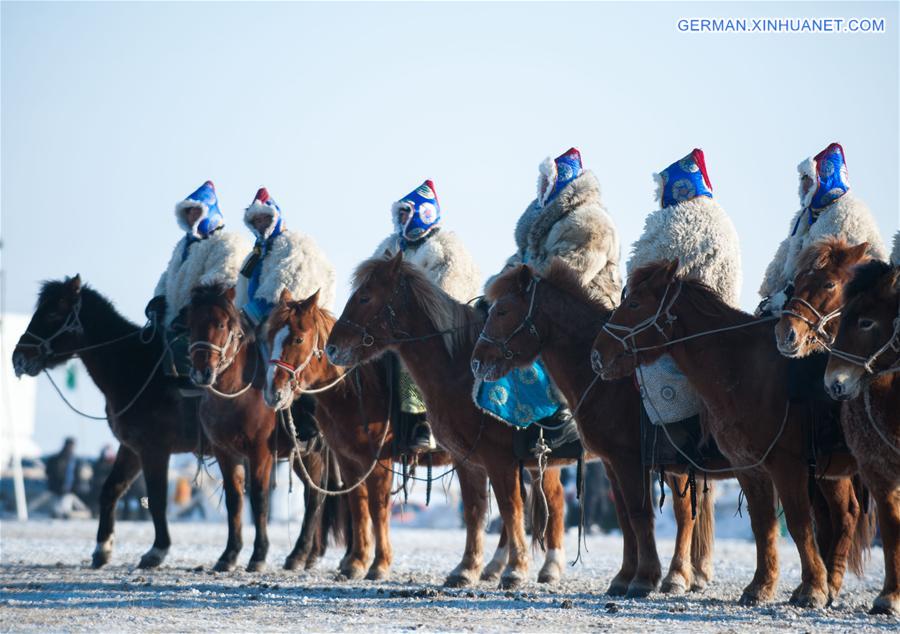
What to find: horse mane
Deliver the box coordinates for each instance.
[190,283,252,338]
[353,256,483,358]
[796,236,867,273]
[627,261,741,321]
[38,280,139,337]
[844,259,895,303]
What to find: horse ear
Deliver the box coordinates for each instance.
[301,289,321,309]
[663,259,680,281]
[68,274,82,294]
[517,264,534,291]
[846,242,869,265]
[279,288,294,305]
[388,251,404,275]
[225,287,236,302]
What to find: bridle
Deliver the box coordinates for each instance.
[189,323,245,375]
[829,304,900,376]
[477,278,541,360]
[270,332,323,392]
[781,295,843,347]
[17,297,85,360]
[336,277,409,350]
[601,278,682,353]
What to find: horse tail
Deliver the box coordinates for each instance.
[691,479,715,573]
[320,448,349,548]
[848,474,875,577]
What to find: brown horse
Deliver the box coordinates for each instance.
[776,238,870,358]
[825,259,900,615]
[186,284,344,572]
[326,253,567,589]
[472,262,719,597]
[592,260,864,607]
[13,276,194,569]
[264,288,454,580]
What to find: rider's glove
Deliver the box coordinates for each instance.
[145,295,167,324]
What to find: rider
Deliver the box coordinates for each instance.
[627,148,741,424]
[146,180,248,384]
[483,147,622,431]
[758,142,886,314]
[236,187,336,442]
[373,180,482,452]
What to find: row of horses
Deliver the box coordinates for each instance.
[11,236,899,615]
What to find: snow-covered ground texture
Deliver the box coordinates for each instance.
[0,519,895,632]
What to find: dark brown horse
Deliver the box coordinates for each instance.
[592,260,865,607]
[186,284,344,572]
[13,276,192,569]
[472,262,719,597]
[264,288,455,581]
[825,259,900,615]
[326,253,567,589]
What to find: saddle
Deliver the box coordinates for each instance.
[787,353,848,458]
[640,406,724,469]
[513,413,583,461]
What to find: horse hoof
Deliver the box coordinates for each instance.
[303,556,319,571]
[790,588,828,609]
[537,568,561,584]
[339,565,366,581]
[91,551,111,569]
[213,559,237,572]
[499,572,525,590]
[660,576,688,595]
[365,567,390,581]
[605,580,629,596]
[480,569,501,583]
[283,556,305,571]
[690,571,711,592]
[246,560,267,573]
[625,581,655,599]
[137,547,168,569]
[870,595,899,616]
[443,574,473,588]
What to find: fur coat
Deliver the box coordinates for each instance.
[759,192,887,308]
[488,171,622,309]
[154,230,249,326]
[892,231,900,267]
[373,227,481,304]
[236,230,336,311]
[628,195,742,307]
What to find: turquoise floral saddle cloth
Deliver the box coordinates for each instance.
[473,360,562,428]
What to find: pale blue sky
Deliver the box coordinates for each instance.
[2,1,898,454]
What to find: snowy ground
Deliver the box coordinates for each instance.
[0,519,895,632]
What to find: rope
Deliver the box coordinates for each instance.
[531,428,550,549]
[203,349,259,399]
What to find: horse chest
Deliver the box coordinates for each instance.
[842,401,900,486]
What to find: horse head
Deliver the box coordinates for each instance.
[13,275,84,377]
[825,259,900,400]
[326,252,408,367]
[186,284,243,387]
[776,238,870,358]
[472,264,543,381]
[264,288,328,410]
[590,259,681,380]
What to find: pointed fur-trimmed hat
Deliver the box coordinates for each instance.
[537,147,583,207]
[393,180,441,243]
[797,142,850,211]
[244,187,284,241]
[655,149,713,209]
[175,180,224,238]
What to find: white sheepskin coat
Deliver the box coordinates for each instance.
[373,227,482,304]
[892,231,900,267]
[488,171,622,309]
[235,230,336,311]
[628,195,742,307]
[759,192,887,307]
[154,230,249,326]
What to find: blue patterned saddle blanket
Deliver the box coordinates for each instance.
[473,360,562,428]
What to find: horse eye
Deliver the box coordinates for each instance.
[294,337,304,345]
[824,281,836,290]
[858,318,875,331]
[496,309,508,317]
[358,296,371,305]
[217,322,226,330]
[628,301,639,310]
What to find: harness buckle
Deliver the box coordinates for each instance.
[362,334,375,347]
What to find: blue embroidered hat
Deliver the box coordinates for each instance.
[244,187,284,241]
[538,147,583,207]
[657,149,713,208]
[395,180,441,243]
[175,180,224,239]
[809,143,850,210]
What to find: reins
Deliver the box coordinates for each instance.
[781,296,842,347]
[477,278,541,360]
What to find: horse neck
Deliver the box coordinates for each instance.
[869,366,900,418]
[535,283,609,406]
[665,289,786,411]
[75,290,155,399]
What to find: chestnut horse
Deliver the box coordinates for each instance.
[186,284,344,572]
[264,287,453,581]
[592,260,864,607]
[13,276,196,569]
[327,253,567,589]
[472,262,720,597]
[825,259,900,615]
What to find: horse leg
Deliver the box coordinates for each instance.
[607,456,660,597]
[736,471,780,605]
[339,466,372,580]
[815,477,859,600]
[690,479,715,591]
[365,461,394,580]
[604,463,639,595]
[246,447,273,572]
[286,451,326,570]
[867,473,900,615]
[489,462,529,590]
[137,450,172,568]
[536,467,565,584]
[91,445,141,568]
[481,524,509,583]
[214,450,245,572]
[660,473,694,594]
[772,465,829,608]
[444,463,487,588]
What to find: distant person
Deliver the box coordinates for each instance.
[29,437,90,519]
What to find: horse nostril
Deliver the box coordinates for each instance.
[830,380,843,396]
[786,329,796,344]
[325,344,337,359]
